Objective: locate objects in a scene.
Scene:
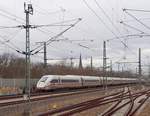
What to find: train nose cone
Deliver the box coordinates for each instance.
[37,82,45,88]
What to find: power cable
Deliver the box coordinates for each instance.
[0,8,83,56]
[95,1,148,66]
[124,9,150,13]
[0,33,23,52]
[94,0,139,56]
[123,9,150,31]
[37,28,96,53]
[107,33,150,42]
[83,0,116,36]
[32,24,73,28]
[0,11,24,24]
[122,17,150,23]
[34,18,81,38]
[83,0,138,57]
[0,4,101,60]
[0,7,25,22]
[31,18,82,55]
[0,28,23,51]
[33,3,63,15]
[0,37,22,53]
[94,0,118,32]
[0,25,24,29]
[120,21,145,34]
[123,9,150,64]
[34,8,62,16]
[0,6,85,55]
[0,24,72,29]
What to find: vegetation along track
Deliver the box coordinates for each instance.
[37,87,150,116]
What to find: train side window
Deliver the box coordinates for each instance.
[40,77,48,82]
[51,79,58,83]
[85,80,98,82]
[61,79,78,83]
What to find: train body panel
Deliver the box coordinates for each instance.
[59,75,81,88]
[81,76,100,86]
[36,75,138,90]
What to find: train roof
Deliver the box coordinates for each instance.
[41,75,137,81]
[41,75,81,80]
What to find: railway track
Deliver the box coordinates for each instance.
[37,87,150,116]
[101,88,150,116]
[0,86,119,108]
[0,84,128,101]
[0,87,99,100]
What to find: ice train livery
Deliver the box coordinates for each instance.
[36,75,138,90]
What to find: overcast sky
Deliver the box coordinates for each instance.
[0,0,150,74]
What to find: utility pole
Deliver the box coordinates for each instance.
[103,41,107,90]
[149,65,150,78]
[122,66,124,72]
[70,57,73,68]
[79,53,83,69]
[139,48,142,77]
[24,2,33,115]
[110,60,112,74]
[36,42,47,68]
[117,62,120,72]
[138,48,142,86]
[103,41,107,73]
[136,67,138,77]
[43,42,47,68]
[91,56,93,70]
[24,2,33,98]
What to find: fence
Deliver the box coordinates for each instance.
[0,78,39,89]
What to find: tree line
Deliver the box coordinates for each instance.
[0,53,137,79]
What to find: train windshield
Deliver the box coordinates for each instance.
[40,77,48,82]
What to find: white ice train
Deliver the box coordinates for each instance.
[36,75,138,90]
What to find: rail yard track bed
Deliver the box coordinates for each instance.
[0,87,121,116]
[72,103,112,116]
[37,88,124,116]
[35,88,121,116]
[101,86,150,116]
[1,85,149,116]
[37,86,150,116]
[137,99,150,116]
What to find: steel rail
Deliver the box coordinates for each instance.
[125,88,134,116]
[102,94,141,116]
[0,88,113,107]
[38,90,125,116]
[0,84,129,100]
[101,88,129,116]
[101,89,150,116]
[58,91,143,116]
[128,93,150,116]
[38,89,150,116]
